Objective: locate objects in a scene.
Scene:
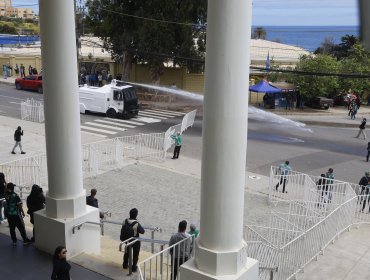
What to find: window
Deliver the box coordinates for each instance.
[113,90,123,101]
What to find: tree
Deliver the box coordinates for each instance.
[314,37,335,55]
[315,34,359,60]
[292,54,340,99]
[0,24,17,34]
[252,27,267,40]
[339,43,370,98]
[85,0,207,83]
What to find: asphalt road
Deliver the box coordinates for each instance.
[0,84,367,184]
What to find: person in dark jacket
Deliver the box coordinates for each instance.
[11,126,25,154]
[86,188,103,219]
[122,208,145,272]
[5,183,31,245]
[26,184,45,242]
[51,246,71,280]
[0,172,6,223]
[355,117,367,140]
[366,142,370,162]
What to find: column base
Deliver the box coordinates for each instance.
[34,205,101,258]
[181,258,259,280]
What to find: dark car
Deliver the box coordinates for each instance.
[15,75,43,93]
[305,97,334,110]
[333,93,361,107]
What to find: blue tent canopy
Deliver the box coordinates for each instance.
[249,80,282,93]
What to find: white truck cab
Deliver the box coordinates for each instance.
[79,79,139,118]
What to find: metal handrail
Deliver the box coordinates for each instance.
[72,221,103,234]
[119,237,169,276]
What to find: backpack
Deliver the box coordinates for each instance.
[120,219,138,241]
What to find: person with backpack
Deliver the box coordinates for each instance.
[121,208,145,272]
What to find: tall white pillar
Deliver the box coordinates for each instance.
[34,0,100,258]
[181,0,258,279]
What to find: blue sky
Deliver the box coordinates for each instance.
[13,0,359,26]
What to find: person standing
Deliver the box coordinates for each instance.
[86,188,103,219]
[11,126,26,154]
[0,172,6,223]
[2,64,7,79]
[14,64,19,76]
[169,220,192,280]
[325,168,335,203]
[188,223,200,238]
[355,118,367,140]
[98,73,103,87]
[171,132,183,159]
[51,246,71,280]
[5,183,31,246]
[20,64,25,78]
[367,142,370,162]
[26,184,45,242]
[28,65,33,75]
[275,160,292,193]
[121,208,145,272]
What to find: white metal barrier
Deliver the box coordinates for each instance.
[138,236,192,280]
[247,167,363,280]
[21,99,44,123]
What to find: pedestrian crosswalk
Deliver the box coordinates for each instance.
[80,109,186,138]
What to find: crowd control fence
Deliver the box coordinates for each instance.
[21,99,44,123]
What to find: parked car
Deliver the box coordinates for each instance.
[333,93,361,107]
[305,96,334,110]
[15,75,43,93]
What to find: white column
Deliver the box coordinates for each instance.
[34,0,100,258]
[360,0,370,51]
[181,0,258,279]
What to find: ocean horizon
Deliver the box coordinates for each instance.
[255,25,359,52]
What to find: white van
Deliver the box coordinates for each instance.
[79,79,139,118]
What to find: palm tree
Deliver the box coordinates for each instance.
[252,27,267,39]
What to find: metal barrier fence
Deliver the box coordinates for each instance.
[137,235,193,280]
[21,99,44,123]
[246,167,364,280]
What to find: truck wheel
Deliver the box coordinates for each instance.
[15,83,22,90]
[37,86,43,94]
[106,108,117,118]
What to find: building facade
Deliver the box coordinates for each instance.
[0,0,12,16]
[6,7,35,19]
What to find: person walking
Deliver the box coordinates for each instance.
[0,172,6,223]
[171,132,183,159]
[275,160,292,193]
[121,208,145,272]
[355,118,367,140]
[86,188,104,219]
[169,220,192,280]
[367,142,370,162]
[11,126,25,154]
[26,184,45,242]
[51,246,71,280]
[5,183,32,246]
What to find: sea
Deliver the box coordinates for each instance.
[0,26,360,53]
[258,26,359,52]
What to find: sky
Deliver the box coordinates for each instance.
[12,0,359,26]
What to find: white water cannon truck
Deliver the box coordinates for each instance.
[78,79,139,119]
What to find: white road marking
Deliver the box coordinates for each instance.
[148,108,186,115]
[80,131,107,138]
[80,125,117,134]
[144,109,184,117]
[84,122,127,131]
[135,117,162,123]
[104,118,145,126]
[94,119,135,128]
[138,112,167,119]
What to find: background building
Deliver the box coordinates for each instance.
[6,7,35,19]
[0,0,12,16]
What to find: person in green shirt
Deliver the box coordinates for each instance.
[171,132,183,159]
[188,223,199,238]
[5,183,31,245]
